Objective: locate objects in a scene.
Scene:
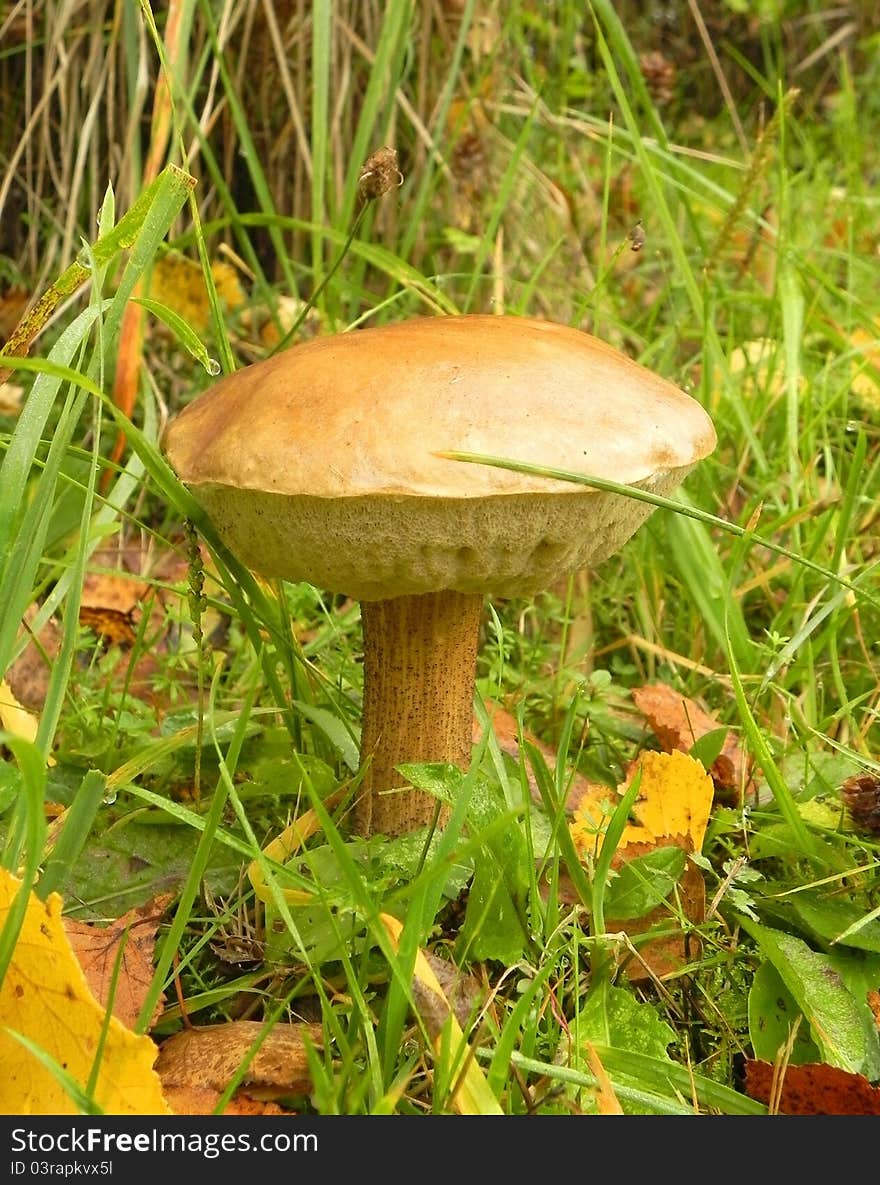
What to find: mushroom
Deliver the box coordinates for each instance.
[162,315,716,837]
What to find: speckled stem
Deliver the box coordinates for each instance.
[354,591,484,837]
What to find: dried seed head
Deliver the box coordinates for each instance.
[841,772,880,835]
[357,147,403,204]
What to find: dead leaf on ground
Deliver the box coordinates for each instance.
[0,286,29,342]
[569,751,713,982]
[607,848,706,982]
[632,682,750,802]
[0,868,169,1114]
[155,1020,323,1109]
[570,749,715,857]
[846,321,880,414]
[380,913,502,1115]
[474,700,601,811]
[744,1059,880,1115]
[79,558,150,647]
[63,894,172,1030]
[6,606,63,712]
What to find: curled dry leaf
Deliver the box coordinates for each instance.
[744,1059,880,1115]
[423,951,483,1031]
[63,894,172,1030]
[155,1020,323,1108]
[632,682,750,802]
[380,913,502,1116]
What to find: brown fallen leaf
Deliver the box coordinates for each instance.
[423,950,483,1031]
[607,847,706,983]
[79,544,152,647]
[632,682,750,802]
[64,894,172,1030]
[475,700,600,811]
[380,914,502,1115]
[0,285,29,342]
[6,606,63,712]
[155,1020,323,1106]
[744,1059,880,1115]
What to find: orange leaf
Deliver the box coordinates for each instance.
[64,895,171,1030]
[744,1059,880,1115]
[632,683,749,802]
[569,752,712,983]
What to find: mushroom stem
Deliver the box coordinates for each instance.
[355,590,484,837]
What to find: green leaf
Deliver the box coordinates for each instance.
[133,296,220,375]
[740,919,880,1076]
[747,960,821,1064]
[604,846,686,920]
[572,982,678,1114]
[689,727,729,770]
[292,701,359,772]
[769,889,880,954]
[457,777,529,964]
[396,761,462,808]
[579,980,676,1056]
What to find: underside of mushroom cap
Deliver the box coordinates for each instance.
[162,315,716,598]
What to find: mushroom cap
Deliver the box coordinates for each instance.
[162,315,716,600]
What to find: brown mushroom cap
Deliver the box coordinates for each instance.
[162,315,716,600]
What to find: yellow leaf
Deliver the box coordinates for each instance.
[247,790,345,905]
[570,750,714,857]
[0,868,170,1114]
[582,1040,623,1114]
[380,914,502,1116]
[149,255,245,334]
[0,678,39,745]
[0,678,55,766]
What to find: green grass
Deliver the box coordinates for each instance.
[0,1,878,1116]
